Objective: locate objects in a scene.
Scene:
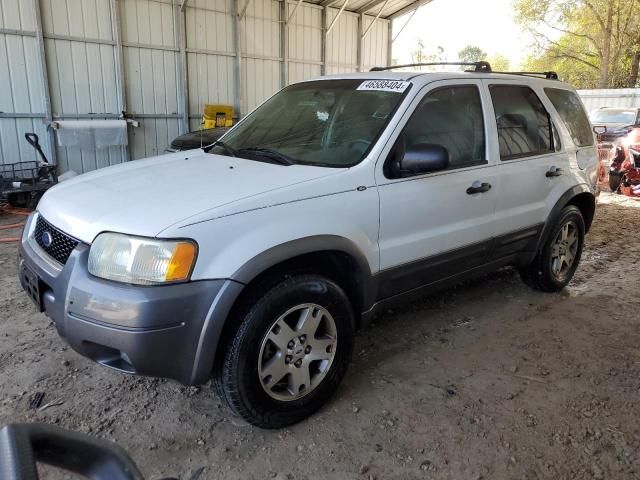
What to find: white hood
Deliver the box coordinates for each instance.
[38,150,341,243]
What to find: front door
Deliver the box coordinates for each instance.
[376,80,498,299]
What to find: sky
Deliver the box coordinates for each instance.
[392,0,532,70]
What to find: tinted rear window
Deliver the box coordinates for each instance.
[544,88,594,147]
[489,85,554,160]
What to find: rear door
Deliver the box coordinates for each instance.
[484,81,571,259]
[376,79,499,299]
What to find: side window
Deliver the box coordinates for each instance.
[401,85,486,170]
[544,88,594,147]
[490,85,554,160]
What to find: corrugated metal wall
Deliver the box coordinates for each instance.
[185,0,235,131]
[121,0,181,159]
[578,88,640,113]
[41,0,126,173]
[287,2,322,84]
[361,14,388,72]
[325,8,358,74]
[0,0,51,164]
[241,0,281,113]
[1,0,390,173]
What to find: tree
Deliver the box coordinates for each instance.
[411,39,428,63]
[411,40,447,66]
[487,54,511,71]
[514,0,640,88]
[458,45,487,63]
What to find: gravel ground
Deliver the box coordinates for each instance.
[1,193,639,480]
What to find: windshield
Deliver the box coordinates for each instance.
[590,109,637,125]
[208,79,409,167]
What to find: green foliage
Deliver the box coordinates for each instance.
[514,0,640,88]
[411,40,447,65]
[458,45,487,63]
[487,54,511,71]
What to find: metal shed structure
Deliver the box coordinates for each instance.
[578,88,640,112]
[0,0,427,174]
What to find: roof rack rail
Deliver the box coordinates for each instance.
[369,63,559,80]
[370,61,492,72]
[493,71,559,80]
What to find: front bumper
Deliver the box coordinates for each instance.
[18,213,243,385]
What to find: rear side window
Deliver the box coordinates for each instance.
[402,85,486,169]
[489,85,554,160]
[544,88,594,147]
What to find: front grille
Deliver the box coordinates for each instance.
[33,215,78,265]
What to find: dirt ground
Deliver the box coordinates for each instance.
[1,193,639,480]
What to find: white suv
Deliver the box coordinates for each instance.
[18,64,598,428]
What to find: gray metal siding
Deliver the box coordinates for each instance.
[326,8,358,73]
[1,0,392,172]
[0,0,51,164]
[185,0,234,129]
[122,0,180,159]
[287,2,322,84]
[578,88,640,112]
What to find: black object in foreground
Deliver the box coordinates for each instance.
[0,423,144,480]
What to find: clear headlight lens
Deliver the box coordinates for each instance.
[88,233,197,285]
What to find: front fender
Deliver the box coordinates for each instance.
[171,187,380,282]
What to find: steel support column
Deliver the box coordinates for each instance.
[280,0,288,87]
[175,0,189,134]
[110,0,130,161]
[232,0,243,117]
[357,13,364,72]
[320,6,327,75]
[33,0,57,165]
[387,19,393,66]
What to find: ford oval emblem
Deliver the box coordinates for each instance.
[41,231,53,248]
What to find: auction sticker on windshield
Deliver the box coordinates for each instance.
[357,80,410,93]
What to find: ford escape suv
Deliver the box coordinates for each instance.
[18,64,598,428]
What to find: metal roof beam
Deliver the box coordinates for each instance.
[326,0,350,35]
[320,0,337,7]
[238,0,252,19]
[286,0,304,24]
[356,0,385,14]
[361,0,389,38]
[388,0,432,20]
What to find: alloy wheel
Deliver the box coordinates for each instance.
[550,220,579,280]
[258,303,337,402]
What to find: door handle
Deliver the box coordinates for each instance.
[546,166,564,177]
[466,182,492,194]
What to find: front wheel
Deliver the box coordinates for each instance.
[213,274,355,428]
[520,205,585,292]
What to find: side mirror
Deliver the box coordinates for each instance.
[593,125,607,135]
[400,143,450,176]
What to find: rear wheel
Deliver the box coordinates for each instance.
[212,274,355,428]
[609,171,622,192]
[520,205,585,292]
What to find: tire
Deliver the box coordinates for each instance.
[609,171,622,192]
[520,205,585,292]
[213,274,355,428]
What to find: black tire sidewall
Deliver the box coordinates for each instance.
[609,171,622,192]
[225,275,355,427]
[540,205,585,290]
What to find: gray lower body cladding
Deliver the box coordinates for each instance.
[18,215,243,385]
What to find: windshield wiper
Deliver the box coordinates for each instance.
[237,147,296,165]
[203,139,238,157]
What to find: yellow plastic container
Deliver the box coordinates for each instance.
[202,104,233,129]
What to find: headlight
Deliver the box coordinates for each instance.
[88,233,197,285]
